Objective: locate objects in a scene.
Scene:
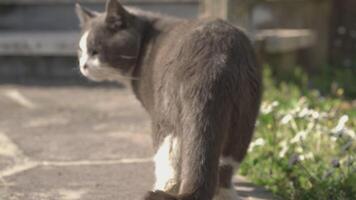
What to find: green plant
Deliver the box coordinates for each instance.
[269,64,356,99]
[311,66,356,99]
[240,66,356,200]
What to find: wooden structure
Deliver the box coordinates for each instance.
[0,0,352,80]
[201,0,331,71]
[330,0,356,68]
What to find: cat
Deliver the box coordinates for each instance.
[76,0,262,200]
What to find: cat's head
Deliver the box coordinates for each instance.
[76,0,142,82]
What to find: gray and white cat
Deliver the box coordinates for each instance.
[76,0,262,200]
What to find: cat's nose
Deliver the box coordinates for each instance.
[83,64,88,69]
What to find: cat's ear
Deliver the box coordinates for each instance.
[105,0,128,30]
[76,3,96,27]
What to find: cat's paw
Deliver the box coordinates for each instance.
[144,190,177,200]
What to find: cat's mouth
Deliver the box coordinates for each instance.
[80,62,116,81]
[79,62,138,82]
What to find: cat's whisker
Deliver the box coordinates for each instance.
[71,67,80,72]
[119,55,137,60]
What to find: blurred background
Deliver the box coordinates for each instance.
[0,1,355,200]
[0,0,355,97]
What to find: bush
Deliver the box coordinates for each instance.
[240,66,356,200]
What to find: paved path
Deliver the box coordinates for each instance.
[0,85,275,200]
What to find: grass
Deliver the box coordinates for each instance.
[240,66,356,200]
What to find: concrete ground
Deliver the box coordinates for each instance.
[0,84,275,200]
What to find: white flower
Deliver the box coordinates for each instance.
[296,147,304,153]
[279,140,289,158]
[298,153,314,161]
[299,155,305,161]
[309,110,320,119]
[304,152,314,160]
[254,138,266,146]
[271,101,279,107]
[261,101,279,114]
[248,138,266,152]
[306,120,315,132]
[281,114,293,124]
[345,128,355,139]
[297,107,321,120]
[298,108,310,118]
[290,131,308,143]
[331,115,349,134]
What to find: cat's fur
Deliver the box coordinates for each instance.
[76,1,262,200]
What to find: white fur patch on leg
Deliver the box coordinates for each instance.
[214,188,241,200]
[153,135,180,192]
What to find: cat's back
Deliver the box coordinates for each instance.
[182,18,247,44]
[145,16,261,124]
[155,18,257,83]
[161,18,251,56]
